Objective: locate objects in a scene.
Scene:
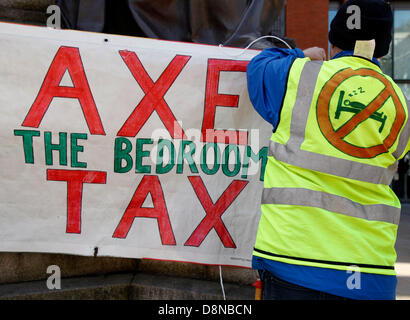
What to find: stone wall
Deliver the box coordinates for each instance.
[0,252,255,300]
[0,251,256,286]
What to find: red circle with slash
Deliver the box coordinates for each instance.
[317,68,406,158]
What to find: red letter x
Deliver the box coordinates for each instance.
[47,169,107,234]
[117,51,190,138]
[185,176,248,248]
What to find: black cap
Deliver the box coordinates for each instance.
[328,0,393,58]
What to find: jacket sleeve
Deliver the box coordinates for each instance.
[246,47,305,129]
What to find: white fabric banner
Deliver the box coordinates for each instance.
[0,23,271,267]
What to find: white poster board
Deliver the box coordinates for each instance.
[0,23,271,267]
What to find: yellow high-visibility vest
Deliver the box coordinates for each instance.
[253,56,410,276]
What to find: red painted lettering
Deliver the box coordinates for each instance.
[47,169,107,234]
[22,46,105,135]
[202,59,249,145]
[185,176,248,248]
[117,51,190,138]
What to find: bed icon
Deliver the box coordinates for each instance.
[335,90,387,133]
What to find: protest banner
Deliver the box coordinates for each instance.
[0,22,271,267]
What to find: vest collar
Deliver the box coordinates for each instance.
[332,50,381,68]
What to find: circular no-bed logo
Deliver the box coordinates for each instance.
[316,68,406,158]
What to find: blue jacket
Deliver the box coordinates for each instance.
[247,47,397,300]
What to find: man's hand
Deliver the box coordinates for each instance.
[303,47,327,61]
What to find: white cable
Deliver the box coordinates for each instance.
[219,265,226,300]
[218,35,293,57]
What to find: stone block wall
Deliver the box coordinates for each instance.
[0,0,57,26]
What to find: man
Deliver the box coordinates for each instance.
[247,0,410,300]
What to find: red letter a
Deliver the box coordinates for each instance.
[113,175,176,245]
[22,46,105,135]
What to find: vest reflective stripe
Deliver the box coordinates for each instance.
[271,60,405,185]
[269,141,397,185]
[253,248,394,271]
[262,187,400,225]
[284,61,322,148]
